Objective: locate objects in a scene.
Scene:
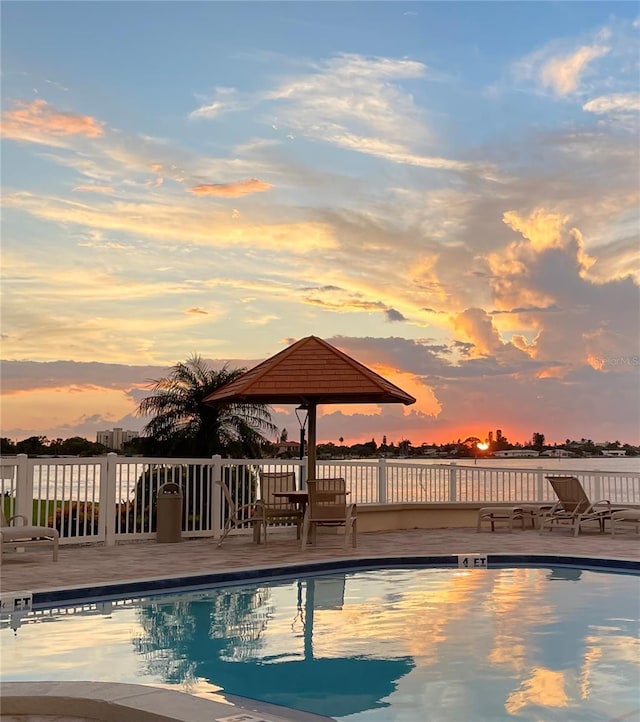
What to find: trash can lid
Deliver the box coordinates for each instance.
[158,482,182,495]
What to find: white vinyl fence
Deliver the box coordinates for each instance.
[1,454,638,546]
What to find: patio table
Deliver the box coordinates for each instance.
[272,490,350,518]
[273,490,310,516]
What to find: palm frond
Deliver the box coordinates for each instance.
[136,356,271,456]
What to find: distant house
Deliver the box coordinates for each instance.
[601,449,626,457]
[541,449,573,457]
[494,449,540,458]
[274,440,301,457]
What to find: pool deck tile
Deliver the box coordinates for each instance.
[1,526,638,595]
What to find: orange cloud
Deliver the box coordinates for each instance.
[503,208,568,251]
[188,178,272,198]
[452,308,503,356]
[320,366,440,419]
[72,185,114,194]
[501,209,595,272]
[1,386,135,437]
[1,99,104,143]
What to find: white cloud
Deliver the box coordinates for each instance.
[512,24,618,99]
[257,53,497,177]
[189,87,246,119]
[265,53,429,146]
[539,43,610,96]
[583,92,640,114]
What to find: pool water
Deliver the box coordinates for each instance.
[1,566,639,721]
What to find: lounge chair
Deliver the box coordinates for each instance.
[301,478,357,549]
[215,478,264,546]
[0,512,59,564]
[256,471,303,543]
[539,476,613,537]
[476,506,525,533]
[610,508,640,537]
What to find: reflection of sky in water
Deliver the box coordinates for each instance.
[1,568,638,721]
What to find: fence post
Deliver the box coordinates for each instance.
[592,470,602,503]
[536,466,545,501]
[15,454,32,524]
[448,463,457,502]
[377,458,387,504]
[103,453,118,546]
[211,455,223,540]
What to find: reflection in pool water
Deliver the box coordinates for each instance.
[1,566,639,721]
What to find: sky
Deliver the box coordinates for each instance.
[1,1,639,448]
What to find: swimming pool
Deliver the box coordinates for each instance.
[2,563,639,721]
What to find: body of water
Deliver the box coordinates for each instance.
[432,457,640,473]
[2,564,639,721]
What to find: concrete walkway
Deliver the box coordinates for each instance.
[2,526,638,595]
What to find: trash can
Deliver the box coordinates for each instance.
[156,482,183,543]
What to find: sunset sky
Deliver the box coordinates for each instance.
[2,1,639,447]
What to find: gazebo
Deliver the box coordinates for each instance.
[203,335,416,481]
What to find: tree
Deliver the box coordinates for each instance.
[15,436,48,455]
[349,440,377,457]
[532,432,545,450]
[136,356,277,457]
[1,438,16,455]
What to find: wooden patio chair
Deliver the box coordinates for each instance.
[256,471,303,543]
[539,476,613,537]
[1,511,59,564]
[301,478,357,549]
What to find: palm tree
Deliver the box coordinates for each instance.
[137,355,277,457]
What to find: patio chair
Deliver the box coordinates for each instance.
[216,478,264,546]
[0,511,59,564]
[301,478,357,549]
[256,471,303,543]
[539,476,613,537]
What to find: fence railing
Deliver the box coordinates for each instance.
[1,454,638,546]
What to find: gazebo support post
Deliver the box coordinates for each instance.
[307,400,317,482]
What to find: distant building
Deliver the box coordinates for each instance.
[96,427,139,450]
[274,440,302,457]
[601,449,626,457]
[494,449,540,458]
[541,449,573,457]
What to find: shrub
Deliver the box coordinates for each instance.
[49,501,100,537]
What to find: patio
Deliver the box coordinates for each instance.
[2,525,639,595]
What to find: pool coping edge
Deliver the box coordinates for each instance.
[11,552,640,607]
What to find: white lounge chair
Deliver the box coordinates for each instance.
[1,512,59,564]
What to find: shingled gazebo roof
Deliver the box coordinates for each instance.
[203,335,416,406]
